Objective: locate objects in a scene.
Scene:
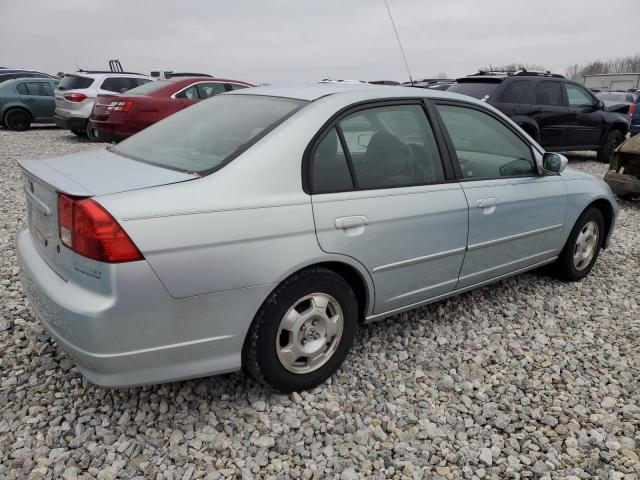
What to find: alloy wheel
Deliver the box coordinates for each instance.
[573,220,599,271]
[276,293,344,374]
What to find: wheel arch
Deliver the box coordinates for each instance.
[586,198,616,249]
[602,121,629,145]
[270,256,375,322]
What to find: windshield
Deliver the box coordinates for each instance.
[125,79,173,95]
[112,94,307,174]
[448,81,501,100]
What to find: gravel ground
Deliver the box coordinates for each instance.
[0,127,638,480]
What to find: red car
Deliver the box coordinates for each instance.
[89,76,253,140]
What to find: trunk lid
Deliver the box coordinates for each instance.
[19,149,195,279]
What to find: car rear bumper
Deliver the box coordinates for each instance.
[16,226,271,387]
[88,118,141,140]
[54,113,88,131]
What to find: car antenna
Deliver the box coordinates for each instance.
[74,61,82,72]
[383,0,414,86]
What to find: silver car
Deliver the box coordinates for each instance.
[17,84,618,392]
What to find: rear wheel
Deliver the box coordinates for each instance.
[86,124,100,141]
[552,207,604,281]
[242,267,358,392]
[4,109,31,131]
[597,130,623,163]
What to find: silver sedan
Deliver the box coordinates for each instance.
[17,84,618,392]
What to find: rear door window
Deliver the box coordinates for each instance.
[57,75,94,91]
[326,104,446,190]
[25,82,53,96]
[498,80,531,103]
[535,81,564,106]
[174,85,199,99]
[196,82,226,99]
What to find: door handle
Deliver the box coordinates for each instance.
[25,98,35,102]
[477,198,497,211]
[335,215,368,230]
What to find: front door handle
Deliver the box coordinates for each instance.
[335,215,368,230]
[477,198,497,214]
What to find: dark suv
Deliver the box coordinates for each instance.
[449,71,629,162]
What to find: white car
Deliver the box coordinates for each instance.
[54,71,152,138]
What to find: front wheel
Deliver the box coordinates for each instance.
[597,130,623,164]
[552,207,604,281]
[242,267,358,392]
[71,129,86,137]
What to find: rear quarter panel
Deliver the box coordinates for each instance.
[96,96,378,303]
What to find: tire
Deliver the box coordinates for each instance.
[71,129,86,137]
[4,109,31,131]
[597,130,623,164]
[242,267,358,392]
[86,124,99,141]
[552,207,604,281]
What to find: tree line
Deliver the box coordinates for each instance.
[566,54,640,80]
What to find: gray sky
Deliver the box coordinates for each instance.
[1,0,637,83]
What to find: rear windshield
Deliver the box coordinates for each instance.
[57,75,94,91]
[112,94,307,174]
[448,81,501,100]
[119,79,171,95]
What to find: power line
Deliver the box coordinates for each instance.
[384,0,414,86]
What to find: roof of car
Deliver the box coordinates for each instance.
[227,82,473,103]
[166,76,248,84]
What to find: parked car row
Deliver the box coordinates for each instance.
[0,66,255,140]
[2,66,633,160]
[89,76,253,141]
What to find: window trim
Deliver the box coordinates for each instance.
[303,98,457,195]
[432,99,544,182]
[171,81,226,99]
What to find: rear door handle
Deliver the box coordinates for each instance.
[335,215,368,230]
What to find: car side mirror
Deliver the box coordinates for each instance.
[542,152,568,174]
[596,99,605,110]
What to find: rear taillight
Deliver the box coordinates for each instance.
[629,103,635,117]
[106,101,133,112]
[57,194,143,263]
[64,93,87,102]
